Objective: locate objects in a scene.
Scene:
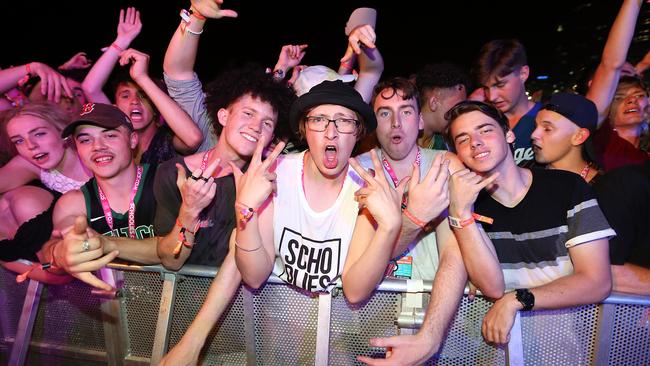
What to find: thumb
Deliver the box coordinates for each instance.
[340,45,355,64]
[175,163,187,190]
[478,172,500,189]
[73,215,88,235]
[408,162,420,192]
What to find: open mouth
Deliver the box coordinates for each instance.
[32,152,49,163]
[324,145,338,169]
[391,135,403,144]
[130,108,143,122]
[92,154,114,165]
[624,108,639,114]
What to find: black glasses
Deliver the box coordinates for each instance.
[305,116,358,134]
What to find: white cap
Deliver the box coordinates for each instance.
[292,65,357,97]
[345,8,377,35]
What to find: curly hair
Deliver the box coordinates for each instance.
[414,62,472,107]
[203,64,296,140]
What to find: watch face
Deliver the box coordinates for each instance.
[448,216,462,228]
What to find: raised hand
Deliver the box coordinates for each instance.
[52,216,119,291]
[176,156,221,219]
[405,153,451,223]
[30,62,73,103]
[349,150,408,230]
[341,24,377,64]
[59,52,92,70]
[115,7,142,48]
[448,169,499,218]
[229,137,285,210]
[118,48,150,82]
[276,44,308,71]
[190,0,238,19]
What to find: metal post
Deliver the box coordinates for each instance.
[506,311,524,366]
[8,279,43,366]
[150,272,178,366]
[242,286,257,366]
[98,267,127,366]
[314,291,332,366]
[594,303,615,366]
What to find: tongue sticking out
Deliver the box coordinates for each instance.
[324,146,338,169]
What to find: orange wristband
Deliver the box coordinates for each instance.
[403,207,427,229]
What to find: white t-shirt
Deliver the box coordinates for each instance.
[272,151,364,292]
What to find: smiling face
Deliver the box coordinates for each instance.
[73,125,137,179]
[374,88,423,161]
[304,104,359,178]
[450,110,515,173]
[6,114,67,170]
[114,82,156,131]
[609,84,649,129]
[218,94,278,159]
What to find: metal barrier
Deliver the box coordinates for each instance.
[1,264,648,365]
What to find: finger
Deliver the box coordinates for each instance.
[40,73,47,95]
[350,36,362,55]
[69,250,119,273]
[202,157,222,179]
[119,9,125,24]
[127,7,135,24]
[340,45,355,64]
[47,74,55,101]
[75,271,114,291]
[67,247,104,266]
[369,150,386,185]
[198,177,215,196]
[395,176,411,200]
[73,215,89,235]
[251,135,267,166]
[260,140,285,171]
[356,356,387,366]
[478,172,500,189]
[208,180,218,200]
[298,44,308,52]
[53,76,62,103]
[135,10,142,25]
[349,157,376,185]
[408,161,420,192]
[175,163,188,190]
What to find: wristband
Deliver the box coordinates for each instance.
[403,207,427,229]
[188,7,206,20]
[235,201,256,224]
[173,219,199,256]
[111,43,124,52]
[448,215,475,229]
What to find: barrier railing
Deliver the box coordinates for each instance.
[1,264,648,365]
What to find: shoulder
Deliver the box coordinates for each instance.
[52,189,86,229]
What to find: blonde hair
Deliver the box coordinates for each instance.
[2,101,72,133]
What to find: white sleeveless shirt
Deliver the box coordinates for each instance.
[40,169,87,194]
[272,151,364,292]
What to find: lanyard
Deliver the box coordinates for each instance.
[200,150,210,170]
[381,148,421,208]
[97,165,143,239]
[579,162,591,181]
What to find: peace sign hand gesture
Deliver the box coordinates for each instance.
[229,137,285,210]
[349,150,409,231]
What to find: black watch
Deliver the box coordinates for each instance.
[515,288,535,311]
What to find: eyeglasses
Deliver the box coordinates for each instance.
[305,116,359,134]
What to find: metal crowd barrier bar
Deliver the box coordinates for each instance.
[1,264,649,365]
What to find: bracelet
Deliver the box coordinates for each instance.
[17,63,33,87]
[340,61,354,71]
[403,207,428,229]
[180,9,204,36]
[173,219,199,255]
[235,201,257,225]
[234,239,263,252]
[189,7,206,20]
[111,43,124,52]
[186,27,204,35]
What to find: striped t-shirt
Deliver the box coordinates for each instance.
[475,168,615,291]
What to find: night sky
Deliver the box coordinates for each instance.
[3,1,645,91]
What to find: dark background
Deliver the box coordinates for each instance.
[3,1,650,94]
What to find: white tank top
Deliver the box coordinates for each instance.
[272,151,364,292]
[40,169,87,194]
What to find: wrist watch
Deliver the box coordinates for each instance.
[515,288,535,311]
[448,215,475,229]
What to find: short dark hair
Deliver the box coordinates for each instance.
[204,64,295,140]
[371,77,420,111]
[474,39,527,85]
[443,100,511,153]
[414,62,471,106]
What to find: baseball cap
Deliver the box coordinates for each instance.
[292,65,357,97]
[541,92,599,163]
[62,103,133,138]
[289,80,376,137]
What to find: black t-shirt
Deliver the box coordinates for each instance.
[140,126,177,166]
[594,161,650,268]
[153,156,238,267]
[80,164,157,239]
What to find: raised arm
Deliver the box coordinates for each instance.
[119,49,203,152]
[346,25,383,103]
[447,168,504,299]
[271,44,308,82]
[586,0,643,127]
[163,0,237,80]
[81,7,142,103]
[341,151,406,303]
[0,62,72,103]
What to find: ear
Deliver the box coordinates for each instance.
[428,95,438,112]
[130,131,139,149]
[572,128,590,146]
[519,65,530,83]
[505,130,516,144]
[418,113,424,130]
[217,108,229,127]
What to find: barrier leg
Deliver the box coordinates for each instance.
[150,272,178,365]
[8,279,43,366]
[505,311,523,366]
